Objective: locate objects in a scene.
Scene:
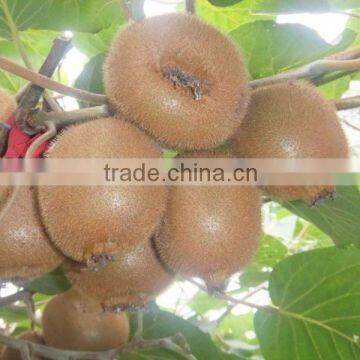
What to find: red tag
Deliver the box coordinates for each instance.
[4,114,48,159]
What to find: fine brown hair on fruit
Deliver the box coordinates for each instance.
[230,81,349,204]
[0,186,63,282]
[1,331,44,360]
[66,239,173,311]
[42,288,130,351]
[37,117,168,265]
[104,13,249,151]
[153,152,262,290]
[0,89,16,121]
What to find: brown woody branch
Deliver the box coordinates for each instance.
[334,95,360,111]
[186,0,196,15]
[250,58,360,88]
[16,37,73,135]
[0,56,107,105]
[28,93,360,130]
[28,105,110,129]
[0,333,197,360]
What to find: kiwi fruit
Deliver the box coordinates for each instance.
[104,13,249,150]
[230,81,349,204]
[66,239,173,311]
[1,331,44,360]
[0,89,16,122]
[37,117,168,265]
[153,152,262,290]
[0,186,63,281]
[42,288,130,351]
[0,89,16,201]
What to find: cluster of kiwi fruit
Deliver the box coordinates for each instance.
[1,288,130,358]
[0,12,349,353]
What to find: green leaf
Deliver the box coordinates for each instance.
[255,247,360,360]
[0,306,28,323]
[218,313,257,344]
[0,0,125,37]
[197,0,274,33]
[292,220,333,250]
[252,0,360,13]
[284,185,360,248]
[122,310,242,359]
[190,292,227,316]
[0,29,60,93]
[25,267,71,295]
[230,21,355,79]
[75,53,105,94]
[73,25,119,58]
[240,263,271,288]
[240,235,287,287]
[256,235,288,268]
[318,76,352,100]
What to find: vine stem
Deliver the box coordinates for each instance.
[28,105,110,129]
[186,278,271,312]
[0,56,107,105]
[27,93,360,130]
[0,334,198,360]
[343,119,360,132]
[185,0,196,15]
[334,95,360,111]
[214,282,268,325]
[251,58,360,88]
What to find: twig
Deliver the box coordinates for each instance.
[250,59,360,88]
[133,311,144,341]
[0,123,11,156]
[120,0,132,21]
[28,91,360,130]
[28,105,110,129]
[0,290,33,307]
[333,95,360,111]
[25,122,56,160]
[185,0,196,15]
[186,278,270,311]
[16,37,72,135]
[0,56,107,105]
[214,282,268,325]
[327,47,360,61]
[343,119,360,132]
[0,334,197,360]
[333,11,360,19]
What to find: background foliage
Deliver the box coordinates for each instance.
[0,0,359,359]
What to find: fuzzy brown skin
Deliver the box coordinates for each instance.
[154,156,262,289]
[66,239,173,310]
[1,332,44,360]
[42,288,130,351]
[37,118,168,264]
[0,186,63,281]
[104,13,249,150]
[230,81,349,204]
[0,89,16,121]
